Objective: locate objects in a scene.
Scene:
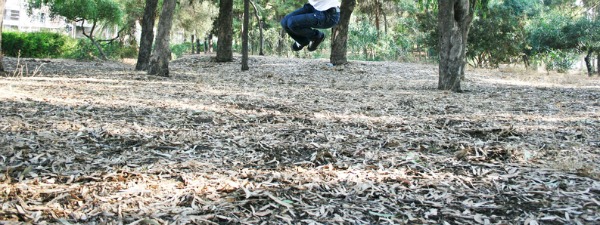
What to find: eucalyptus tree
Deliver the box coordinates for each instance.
[135,0,159,70]
[0,0,5,72]
[331,0,357,65]
[148,0,177,76]
[216,0,234,62]
[242,0,249,70]
[249,0,264,55]
[173,0,217,46]
[28,0,124,60]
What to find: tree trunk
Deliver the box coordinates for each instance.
[148,0,176,77]
[597,51,599,76]
[216,0,234,62]
[278,27,285,56]
[438,0,471,92]
[82,21,108,60]
[0,0,5,72]
[191,35,195,54]
[208,33,213,53]
[249,0,264,56]
[584,49,593,77]
[330,0,356,65]
[135,0,159,71]
[196,38,201,54]
[375,1,380,35]
[242,0,249,70]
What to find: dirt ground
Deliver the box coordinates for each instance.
[1,55,599,224]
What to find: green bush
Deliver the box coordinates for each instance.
[63,38,138,60]
[1,31,70,58]
[171,42,193,59]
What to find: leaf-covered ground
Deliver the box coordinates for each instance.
[1,55,599,224]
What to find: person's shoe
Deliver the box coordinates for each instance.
[291,42,305,51]
[307,33,325,51]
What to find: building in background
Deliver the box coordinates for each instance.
[2,0,101,38]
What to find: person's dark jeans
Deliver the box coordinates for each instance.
[281,3,340,46]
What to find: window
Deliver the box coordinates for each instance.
[9,10,19,20]
[40,13,46,23]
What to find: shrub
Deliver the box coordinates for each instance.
[63,38,138,60]
[2,31,70,58]
[170,42,193,59]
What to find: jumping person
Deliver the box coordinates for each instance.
[280,0,341,52]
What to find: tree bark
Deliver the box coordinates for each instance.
[242,0,249,70]
[135,0,158,71]
[148,0,176,77]
[585,49,593,77]
[278,26,285,56]
[249,0,264,55]
[191,35,195,54]
[216,0,234,62]
[438,0,471,92]
[196,38,201,54]
[597,51,599,76]
[330,0,356,65]
[0,0,5,72]
[81,21,108,60]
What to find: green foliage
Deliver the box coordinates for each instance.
[29,0,124,25]
[1,31,70,58]
[540,49,578,73]
[170,42,195,58]
[526,10,576,55]
[63,39,137,60]
[467,0,539,67]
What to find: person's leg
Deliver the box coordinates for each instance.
[281,4,315,46]
[284,13,322,46]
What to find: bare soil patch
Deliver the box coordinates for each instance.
[1,55,599,224]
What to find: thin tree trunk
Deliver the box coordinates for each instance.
[331,0,356,65]
[148,0,176,76]
[82,21,108,60]
[375,1,380,35]
[242,0,249,70]
[208,33,213,53]
[249,0,264,55]
[191,35,195,54]
[216,0,234,62]
[597,51,599,76]
[438,0,471,92]
[196,38,201,54]
[585,49,593,76]
[0,0,5,72]
[278,27,285,56]
[135,0,158,71]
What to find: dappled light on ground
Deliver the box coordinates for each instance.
[1,55,599,223]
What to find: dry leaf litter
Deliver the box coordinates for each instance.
[0,55,599,224]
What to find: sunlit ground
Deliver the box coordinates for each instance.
[1,55,599,224]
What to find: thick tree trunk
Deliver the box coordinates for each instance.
[249,0,264,55]
[438,0,471,92]
[330,0,356,65]
[585,49,593,77]
[242,0,249,70]
[148,0,176,77]
[0,0,5,72]
[135,0,158,71]
[216,0,234,62]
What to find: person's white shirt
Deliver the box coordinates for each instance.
[309,0,340,11]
